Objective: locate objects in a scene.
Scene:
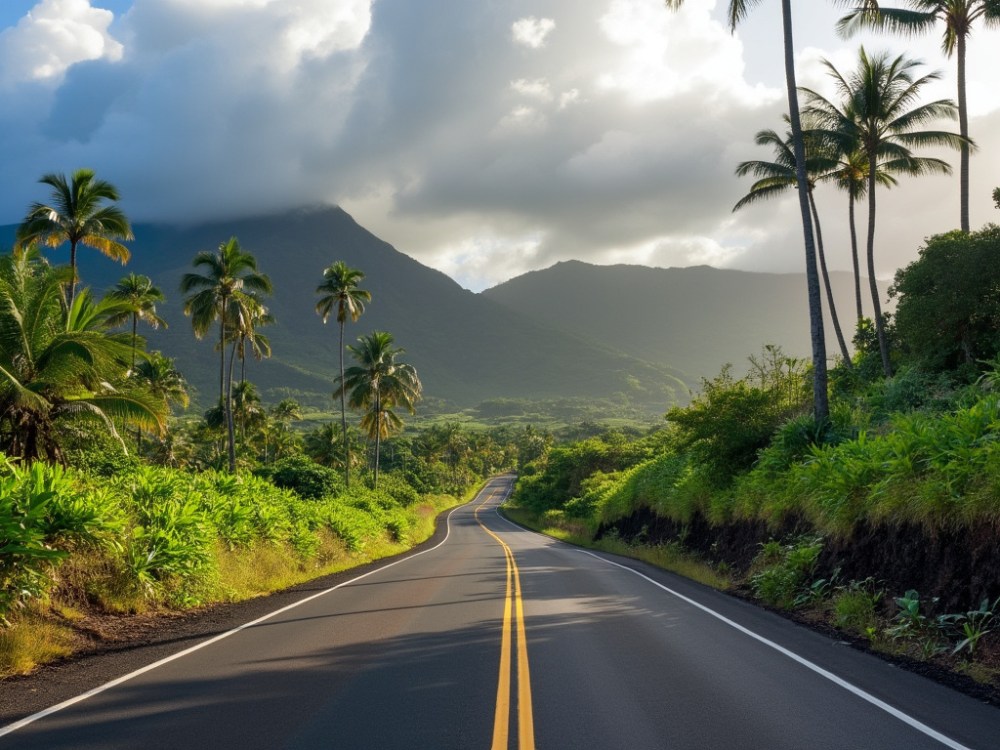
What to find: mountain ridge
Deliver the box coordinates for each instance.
[482,258,883,380]
[0,207,687,412]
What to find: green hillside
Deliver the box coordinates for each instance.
[483,260,885,380]
[1,208,689,412]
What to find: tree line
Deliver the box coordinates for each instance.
[3,168,421,487]
[666,0,999,425]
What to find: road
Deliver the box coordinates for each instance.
[2,475,1000,749]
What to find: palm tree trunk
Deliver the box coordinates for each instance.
[131,314,138,370]
[226,339,238,472]
[373,392,381,490]
[848,194,863,324]
[339,319,350,489]
[68,241,78,313]
[219,300,227,405]
[809,189,851,366]
[781,0,829,424]
[867,154,893,377]
[957,31,970,233]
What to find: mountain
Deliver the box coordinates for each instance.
[0,208,688,412]
[482,260,885,381]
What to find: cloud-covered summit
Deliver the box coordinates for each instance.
[1,0,997,291]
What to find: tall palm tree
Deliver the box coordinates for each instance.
[0,248,164,462]
[16,169,133,311]
[801,48,964,376]
[734,124,853,365]
[839,1,999,232]
[336,331,421,489]
[105,273,167,369]
[316,262,371,488]
[180,237,272,471]
[666,0,829,423]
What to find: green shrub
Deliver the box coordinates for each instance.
[258,456,343,500]
[832,579,883,635]
[749,537,824,610]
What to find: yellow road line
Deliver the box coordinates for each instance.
[476,492,535,750]
[491,538,513,750]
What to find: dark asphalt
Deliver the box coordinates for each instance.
[2,475,1000,749]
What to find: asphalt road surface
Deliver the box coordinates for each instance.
[3,475,1000,749]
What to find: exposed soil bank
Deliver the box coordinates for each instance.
[597,509,1000,613]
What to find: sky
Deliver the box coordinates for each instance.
[0,0,997,291]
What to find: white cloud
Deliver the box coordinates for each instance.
[0,0,123,87]
[511,78,552,100]
[511,16,555,49]
[1,0,997,295]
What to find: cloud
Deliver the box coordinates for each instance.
[511,16,555,49]
[0,0,996,295]
[0,0,122,87]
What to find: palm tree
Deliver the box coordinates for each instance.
[839,1,999,232]
[801,48,964,376]
[15,169,133,311]
[180,237,272,471]
[316,262,371,488]
[336,331,421,489]
[0,248,164,462]
[133,351,189,452]
[231,380,265,446]
[665,0,829,423]
[262,399,302,464]
[105,273,167,369]
[734,124,852,365]
[222,293,274,385]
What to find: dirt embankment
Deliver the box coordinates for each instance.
[597,509,1000,613]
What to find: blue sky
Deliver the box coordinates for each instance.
[1,1,998,291]
[0,1,130,27]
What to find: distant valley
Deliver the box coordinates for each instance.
[1,206,879,416]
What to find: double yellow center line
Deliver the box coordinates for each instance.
[475,492,535,750]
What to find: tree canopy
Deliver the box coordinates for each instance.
[891,225,1000,371]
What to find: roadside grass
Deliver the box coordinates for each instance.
[502,506,730,590]
[0,607,77,676]
[0,491,466,679]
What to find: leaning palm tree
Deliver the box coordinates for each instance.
[839,1,998,232]
[666,0,829,423]
[336,331,421,489]
[224,295,274,385]
[0,248,164,462]
[106,273,167,369]
[734,124,852,365]
[801,48,965,376]
[316,262,371,488]
[180,237,272,471]
[16,169,133,311]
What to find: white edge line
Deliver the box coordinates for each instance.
[491,500,973,750]
[0,491,486,739]
[578,550,974,750]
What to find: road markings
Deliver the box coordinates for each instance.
[476,489,535,750]
[0,498,473,739]
[579,549,974,750]
[490,509,976,750]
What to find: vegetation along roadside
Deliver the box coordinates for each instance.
[504,227,1000,707]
